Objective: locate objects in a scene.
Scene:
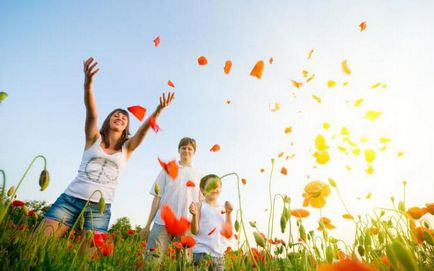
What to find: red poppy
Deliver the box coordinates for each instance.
[12,200,25,207]
[127,105,146,121]
[161,204,191,236]
[149,116,161,133]
[126,229,135,235]
[210,144,221,152]
[168,80,175,88]
[208,227,217,236]
[153,36,160,47]
[100,241,114,256]
[158,158,179,180]
[186,180,195,187]
[220,221,233,239]
[173,241,183,249]
[141,241,147,247]
[197,56,208,65]
[180,235,196,248]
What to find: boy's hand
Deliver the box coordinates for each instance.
[189,202,199,216]
[224,201,233,214]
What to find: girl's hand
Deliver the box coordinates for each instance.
[189,202,199,216]
[224,201,233,214]
[158,92,175,110]
[83,57,100,86]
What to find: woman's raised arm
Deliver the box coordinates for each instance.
[83,57,100,147]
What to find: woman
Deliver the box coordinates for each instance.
[42,57,174,237]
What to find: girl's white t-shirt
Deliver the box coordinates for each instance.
[193,202,230,257]
[65,136,128,203]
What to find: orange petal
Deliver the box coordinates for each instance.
[269,57,273,64]
[224,60,232,74]
[210,144,221,152]
[167,80,175,88]
[359,21,367,31]
[291,80,303,89]
[153,36,160,47]
[280,167,287,175]
[198,56,208,65]
[127,105,146,121]
[186,180,195,187]
[250,60,264,79]
[242,178,247,185]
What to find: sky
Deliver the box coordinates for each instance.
[1,1,433,243]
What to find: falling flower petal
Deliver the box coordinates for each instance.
[280,167,287,175]
[370,82,382,89]
[158,158,179,180]
[327,80,336,88]
[223,60,232,74]
[364,111,382,121]
[149,116,161,132]
[306,74,315,83]
[284,126,292,134]
[312,95,321,103]
[379,137,391,143]
[220,222,233,239]
[366,165,374,174]
[323,122,330,129]
[0,92,8,103]
[314,151,330,165]
[302,70,309,77]
[341,60,351,75]
[269,57,273,64]
[315,135,329,151]
[291,209,310,218]
[208,227,217,236]
[307,49,314,60]
[198,56,208,65]
[359,21,367,31]
[291,80,303,89]
[342,213,354,220]
[278,152,284,158]
[343,82,349,86]
[186,180,195,187]
[341,127,350,135]
[127,105,146,121]
[225,100,231,104]
[269,102,280,112]
[161,204,190,236]
[354,98,364,107]
[397,151,405,157]
[167,80,175,88]
[153,36,160,47]
[210,144,221,152]
[242,178,247,185]
[364,149,376,163]
[250,60,264,79]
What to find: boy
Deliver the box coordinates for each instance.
[189,174,233,271]
[143,137,203,261]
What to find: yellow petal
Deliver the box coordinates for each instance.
[269,102,280,112]
[291,80,303,89]
[341,60,351,75]
[314,151,330,164]
[278,152,284,158]
[352,149,360,155]
[302,70,309,77]
[360,136,368,143]
[327,80,336,88]
[312,95,321,103]
[284,126,292,134]
[340,127,350,135]
[342,81,349,86]
[397,152,405,157]
[307,74,315,83]
[315,135,328,151]
[307,49,314,60]
[379,145,387,151]
[366,192,372,199]
[354,98,364,107]
[310,197,326,208]
[323,122,330,129]
[366,165,374,174]
[370,82,382,89]
[345,165,352,171]
[379,137,391,143]
[364,149,376,163]
[338,146,346,152]
[365,111,382,121]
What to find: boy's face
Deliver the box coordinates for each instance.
[203,181,222,202]
[178,144,195,164]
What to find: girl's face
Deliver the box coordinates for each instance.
[204,181,222,202]
[109,111,128,132]
[178,144,195,164]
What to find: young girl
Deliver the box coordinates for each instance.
[189,174,233,271]
[42,57,174,237]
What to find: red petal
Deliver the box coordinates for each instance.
[210,144,221,152]
[207,227,217,236]
[168,80,175,88]
[241,178,247,185]
[186,180,195,187]
[149,117,161,133]
[166,160,179,180]
[127,106,146,121]
[250,60,264,79]
[220,222,233,239]
[198,56,208,65]
[224,60,232,74]
[153,36,160,47]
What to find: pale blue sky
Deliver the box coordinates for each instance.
[1,1,433,241]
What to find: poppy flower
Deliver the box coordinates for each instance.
[407,207,427,220]
[425,203,434,215]
[220,222,233,239]
[342,213,354,220]
[302,181,331,208]
[290,209,310,219]
[173,241,183,249]
[127,105,146,121]
[250,60,264,79]
[167,80,175,88]
[158,158,179,180]
[12,200,25,207]
[153,36,160,47]
[197,56,208,65]
[149,116,161,133]
[100,241,114,256]
[209,144,220,152]
[180,235,196,248]
[126,229,135,235]
[224,60,232,74]
[186,180,195,187]
[161,204,191,236]
[208,227,217,236]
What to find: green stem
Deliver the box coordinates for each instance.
[1,169,6,199]
[266,159,275,247]
[220,172,259,270]
[0,155,47,223]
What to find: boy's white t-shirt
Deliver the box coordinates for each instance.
[150,162,203,225]
[193,202,230,257]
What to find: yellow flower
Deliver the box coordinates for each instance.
[318,217,335,230]
[302,181,331,208]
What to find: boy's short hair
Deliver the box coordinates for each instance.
[178,137,197,152]
[199,174,221,191]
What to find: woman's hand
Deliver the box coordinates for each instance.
[83,57,100,87]
[158,92,175,111]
